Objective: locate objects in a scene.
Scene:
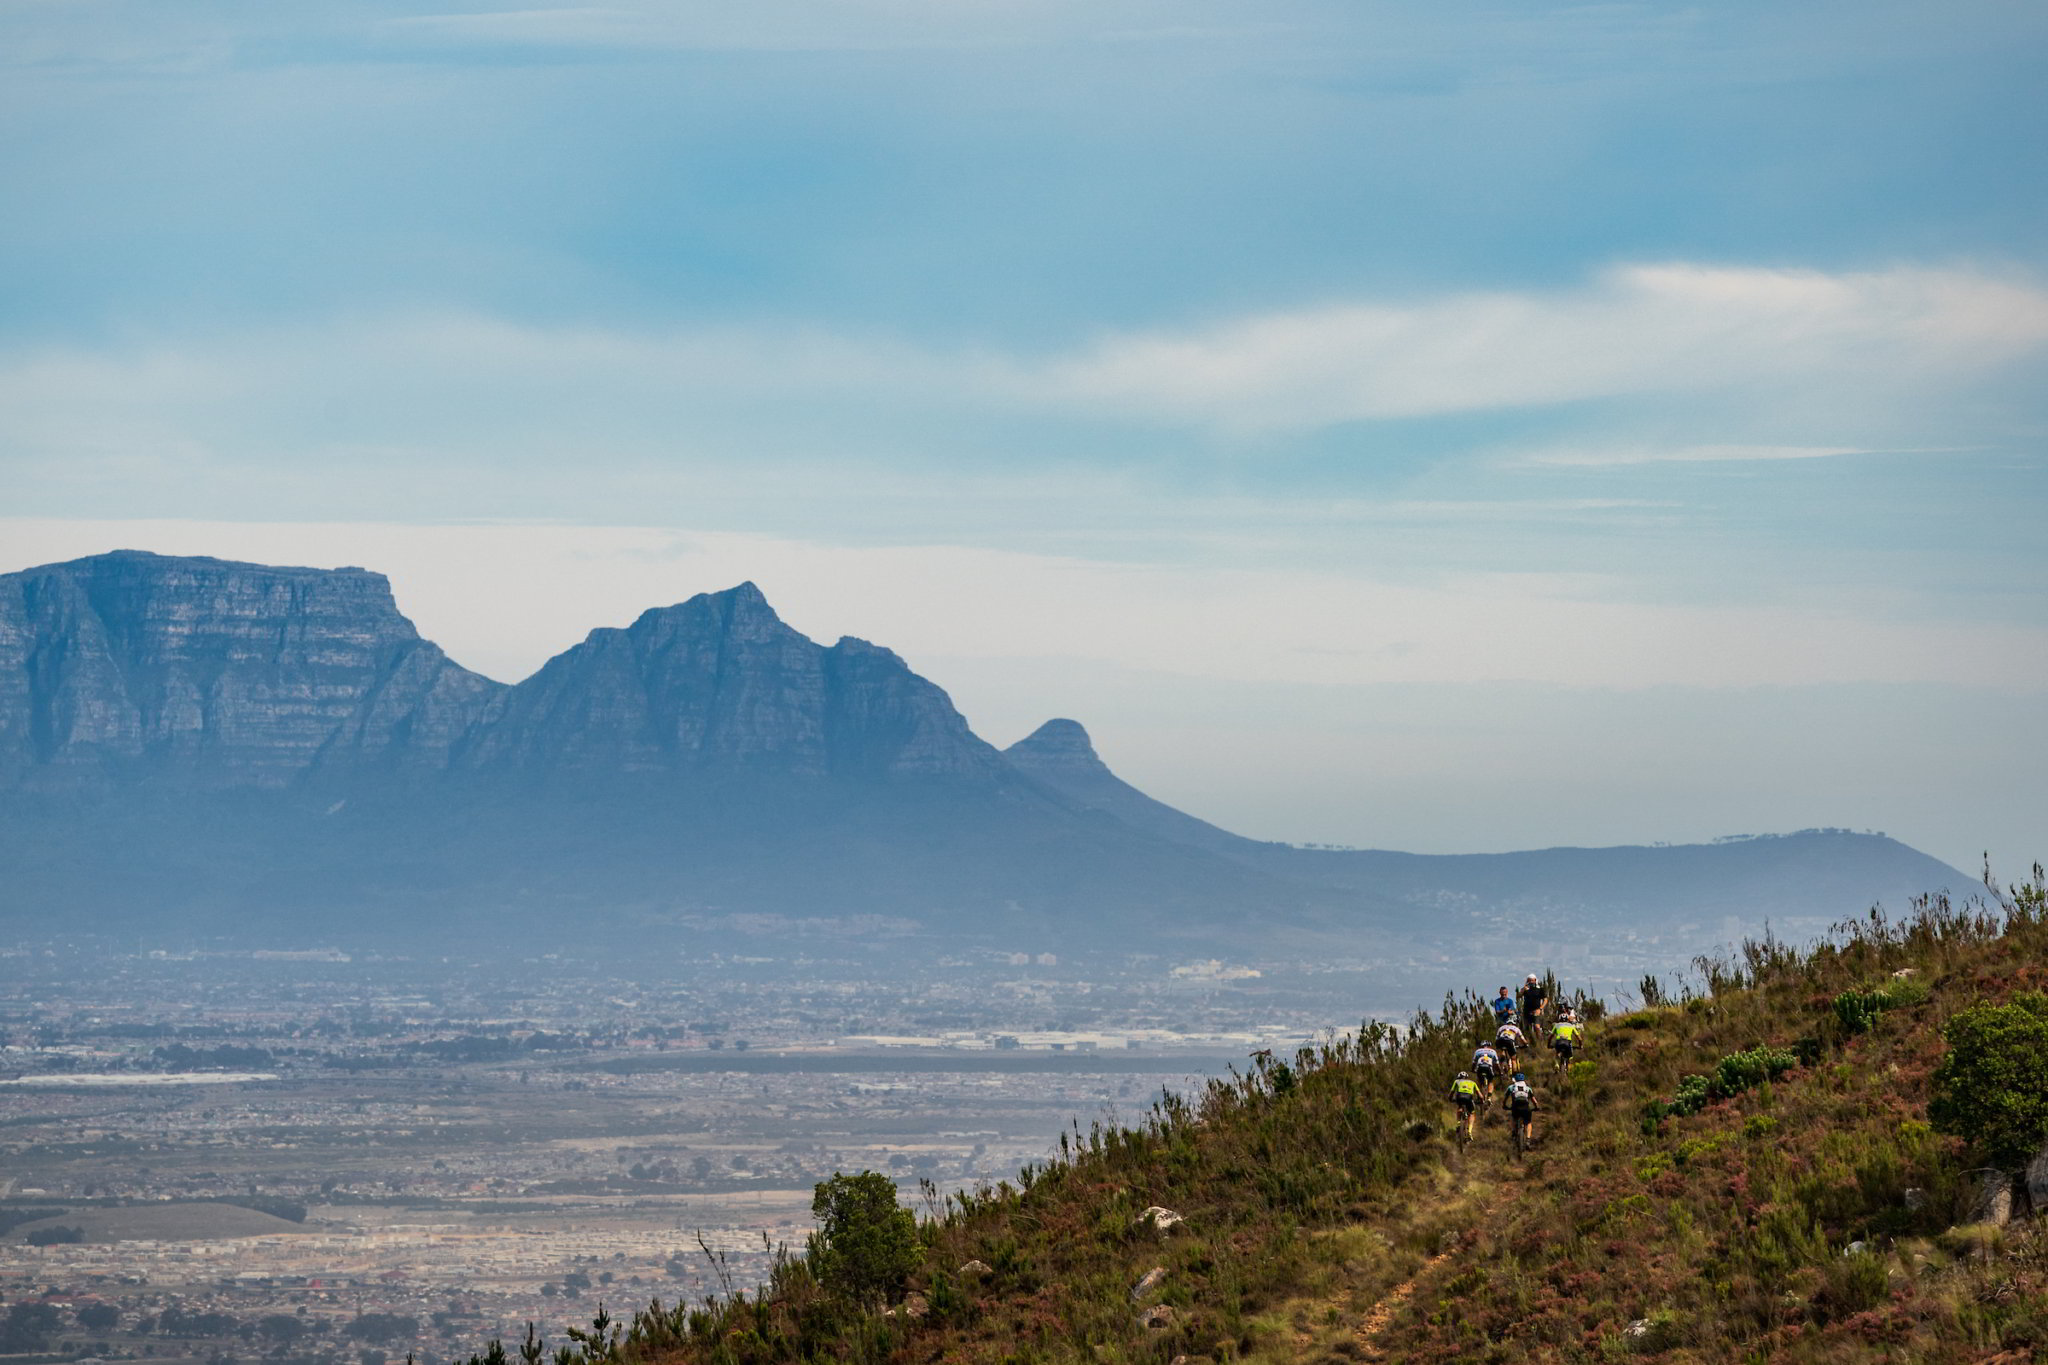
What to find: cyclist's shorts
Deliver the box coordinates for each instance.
[1510,1102,1534,1118]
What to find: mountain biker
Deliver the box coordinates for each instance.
[1494,1019,1526,1067]
[1489,986,1516,1029]
[1449,1070,1480,1140]
[1506,1070,1538,1150]
[1471,1041,1502,1099]
[1550,1011,1583,1070]
[1518,974,1547,1039]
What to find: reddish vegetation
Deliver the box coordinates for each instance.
[471,872,2048,1364]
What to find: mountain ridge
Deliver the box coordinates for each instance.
[0,551,1974,949]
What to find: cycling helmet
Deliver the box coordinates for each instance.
[1512,1072,1525,1082]
[1526,973,1539,983]
[1457,1070,1470,1079]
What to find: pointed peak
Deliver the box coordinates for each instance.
[706,581,781,619]
[1004,718,1112,774]
[624,581,808,645]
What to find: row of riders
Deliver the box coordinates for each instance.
[1448,974,1586,1153]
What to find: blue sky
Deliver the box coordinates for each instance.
[3,0,2045,873]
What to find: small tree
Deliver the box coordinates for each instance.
[76,1304,121,1333]
[1929,992,2048,1166]
[808,1171,918,1308]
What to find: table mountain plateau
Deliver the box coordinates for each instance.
[0,551,1969,949]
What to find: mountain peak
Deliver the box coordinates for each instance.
[1005,718,1111,775]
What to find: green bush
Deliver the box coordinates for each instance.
[1834,978,1928,1035]
[1833,988,1891,1035]
[809,1171,920,1309]
[1643,1046,1795,1124]
[1712,1045,1796,1096]
[1929,992,2048,1166]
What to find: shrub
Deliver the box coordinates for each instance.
[808,1171,919,1309]
[1833,989,1891,1035]
[1712,1045,1796,1097]
[1814,1248,1890,1321]
[1929,992,2048,1166]
[1833,978,1928,1035]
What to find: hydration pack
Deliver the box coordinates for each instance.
[1509,1081,1534,1106]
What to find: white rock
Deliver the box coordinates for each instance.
[1140,1206,1185,1235]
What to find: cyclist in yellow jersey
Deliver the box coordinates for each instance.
[1448,1071,1480,1140]
[1550,1011,1584,1071]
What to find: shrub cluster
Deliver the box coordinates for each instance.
[1642,1043,1797,1122]
[1832,974,1929,1034]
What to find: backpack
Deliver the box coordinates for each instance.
[1508,1080,1534,1107]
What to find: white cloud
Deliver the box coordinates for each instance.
[1043,264,2048,430]
[1513,443,1872,468]
[3,264,2041,477]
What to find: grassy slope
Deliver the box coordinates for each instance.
[520,873,2048,1365]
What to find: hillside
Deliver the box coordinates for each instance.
[486,869,2048,1364]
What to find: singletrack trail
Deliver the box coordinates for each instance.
[1352,1150,1529,1360]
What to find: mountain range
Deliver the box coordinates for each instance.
[0,551,1970,951]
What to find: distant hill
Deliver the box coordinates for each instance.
[0,551,1972,950]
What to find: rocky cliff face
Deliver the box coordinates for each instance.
[457,583,1013,783]
[0,551,501,790]
[0,558,1019,795]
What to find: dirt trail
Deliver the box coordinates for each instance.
[1351,1244,1452,1360]
[1352,1162,1525,1361]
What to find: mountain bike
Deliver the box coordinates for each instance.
[1510,1109,1534,1160]
[1475,1067,1497,1106]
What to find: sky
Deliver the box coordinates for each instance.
[3,0,2045,874]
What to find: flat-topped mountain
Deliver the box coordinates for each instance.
[0,550,500,789]
[0,551,1972,948]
